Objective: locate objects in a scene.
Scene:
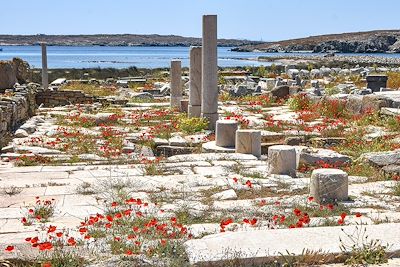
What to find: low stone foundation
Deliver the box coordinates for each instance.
[36,89,96,107]
[36,89,129,107]
[0,88,36,148]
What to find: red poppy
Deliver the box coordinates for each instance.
[355,212,362,218]
[327,204,334,210]
[5,245,14,252]
[47,225,56,233]
[308,196,314,202]
[67,237,76,246]
[42,262,52,267]
[340,212,347,220]
[233,177,238,183]
[250,218,257,225]
[293,208,302,216]
[125,250,133,255]
[56,232,63,238]
[245,180,252,188]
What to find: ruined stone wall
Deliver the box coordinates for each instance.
[36,89,96,107]
[36,89,128,107]
[0,88,36,147]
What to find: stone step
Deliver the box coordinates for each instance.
[184,223,400,266]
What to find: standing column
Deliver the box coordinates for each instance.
[201,15,218,130]
[170,60,182,109]
[188,46,202,118]
[41,43,49,90]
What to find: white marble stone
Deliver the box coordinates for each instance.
[267,145,297,177]
[235,130,261,158]
[215,120,238,148]
[170,60,182,108]
[189,46,202,118]
[41,43,49,90]
[201,15,218,130]
[310,168,348,203]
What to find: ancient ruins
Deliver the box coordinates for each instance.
[0,14,400,267]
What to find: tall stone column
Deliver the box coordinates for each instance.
[201,15,218,130]
[41,43,49,90]
[170,60,182,109]
[188,46,202,118]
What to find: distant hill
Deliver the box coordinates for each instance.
[233,30,400,53]
[0,34,262,47]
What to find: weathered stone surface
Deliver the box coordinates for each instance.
[189,46,202,118]
[361,150,400,167]
[202,141,235,153]
[14,129,29,138]
[310,168,348,203]
[212,189,237,200]
[170,60,182,108]
[184,223,400,266]
[299,147,352,166]
[201,15,218,130]
[215,120,238,148]
[235,129,261,158]
[0,60,16,90]
[267,145,296,176]
[270,85,289,99]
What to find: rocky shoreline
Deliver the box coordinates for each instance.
[255,54,400,67]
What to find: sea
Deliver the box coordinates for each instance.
[0,45,399,69]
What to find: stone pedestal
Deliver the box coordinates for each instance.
[41,43,49,90]
[215,120,238,147]
[310,168,348,203]
[235,130,261,158]
[170,60,182,109]
[189,46,202,118]
[268,145,296,176]
[201,15,218,130]
[180,99,189,113]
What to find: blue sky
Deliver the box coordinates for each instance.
[2,0,399,41]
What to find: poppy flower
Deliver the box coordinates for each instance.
[355,212,362,218]
[245,180,252,188]
[125,250,133,255]
[233,177,238,183]
[340,212,347,220]
[327,204,334,210]
[308,196,314,202]
[293,208,302,217]
[5,245,14,252]
[42,262,52,267]
[56,232,63,238]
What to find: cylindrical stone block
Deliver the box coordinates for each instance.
[170,60,182,109]
[215,120,238,148]
[41,43,49,90]
[189,46,202,118]
[235,130,261,158]
[201,15,218,130]
[310,168,348,203]
[268,145,297,177]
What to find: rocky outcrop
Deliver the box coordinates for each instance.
[0,58,30,91]
[237,30,400,53]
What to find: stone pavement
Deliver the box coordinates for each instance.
[185,223,400,266]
